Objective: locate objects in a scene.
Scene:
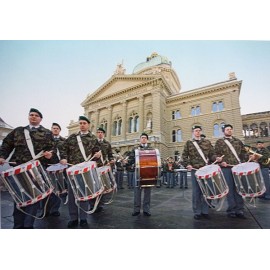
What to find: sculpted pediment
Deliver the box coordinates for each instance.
[82,75,157,105]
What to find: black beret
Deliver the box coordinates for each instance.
[222,124,233,131]
[192,125,202,130]
[140,132,148,139]
[79,116,90,123]
[29,108,43,118]
[52,122,61,130]
[97,127,106,133]
[256,140,264,144]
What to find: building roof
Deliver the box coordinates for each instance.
[133,52,172,74]
[0,117,13,129]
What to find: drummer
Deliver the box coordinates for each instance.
[215,124,248,219]
[0,108,53,229]
[129,133,153,217]
[40,122,66,217]
[89,127,115,213]
[60,116,101,228]
[182,125,221,220]
[252,141,270,200]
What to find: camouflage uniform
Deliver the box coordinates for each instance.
[215,137,248,215]
[93,138,114,168]
[182,138,216,216]
[90,138,114,210]
[129,144,153,214]
[62,131,97,222]
[0,125,54,229]
[0,126,54,165]
[256,147,270,199]
[42,135,66,216]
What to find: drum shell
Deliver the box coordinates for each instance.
[135,149,161,187]
[232,162,266,197]
[195,164,229,200]
[97,165,116,194]
[66,161,103,201]
[46,164,68,196]
[1,160,53,207]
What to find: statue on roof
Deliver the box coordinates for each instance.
[114,61,126,75]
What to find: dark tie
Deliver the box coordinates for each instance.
[31,127,37,132]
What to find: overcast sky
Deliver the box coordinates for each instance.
[1,40,270,136]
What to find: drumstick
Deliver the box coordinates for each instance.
[212,155,225,165]
[89,150,102,161]
[3,161,17,165]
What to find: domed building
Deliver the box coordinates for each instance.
[68,53,244,159]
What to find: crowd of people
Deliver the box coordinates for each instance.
[0,108,270,228]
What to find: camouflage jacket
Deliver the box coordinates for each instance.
[215,137,248,166]
[62,132,97,165]
[92,138,114,167]
[182,139,216,169]
[43,136,66,166]
[256,147,270,168]
[0,125,54,165]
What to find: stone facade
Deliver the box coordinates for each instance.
[242,111,270,148]
[0,118,13,146]
[67,53,244,159]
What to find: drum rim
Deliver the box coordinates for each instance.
[66,161,97,175]
[1,160,41,177]
[231,162,260,175]
[195,164,221,179]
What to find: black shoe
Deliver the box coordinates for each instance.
[180,186,183,189]
[202,214,211,219]
[194,214,202,220]
[50,211,60,217]
[236,213,247,219]
[67,220,78,228]
[132,212,140,216]
[227,213,237,218]
[80,219,88,227]
[185,186,188,189]
[143,212,151,216]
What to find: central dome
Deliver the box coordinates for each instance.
[133,52,172,74]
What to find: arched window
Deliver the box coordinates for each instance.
[213,122,225,137]
[172,129,182,142]
[113,116,122,136]
[134,115,139,132]
[128,112,139,133]
[191,106,201,116]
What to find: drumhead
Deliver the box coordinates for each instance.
[46,163,68,172]
[231,162,260,175]
[66,161,97,175]
[195,164,221,179]
[1,160,40,177]
[97,166,110,174]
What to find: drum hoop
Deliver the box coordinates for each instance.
[231,162,260,176]
[67,161,97,175]
[195,165,221,179]
[2,160,41,177]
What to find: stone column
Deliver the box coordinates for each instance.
[107,106,112,140]
[121,101,127,140]
[94,109,100,130]
[138,96,144,133]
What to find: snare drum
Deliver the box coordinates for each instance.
[195,164,229,200]
[232,162,266,198]
[66,161,104,202]
[135,149,161,187]
[97,165,117,194]
[46,163,68,196]
[0,160,53,208]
